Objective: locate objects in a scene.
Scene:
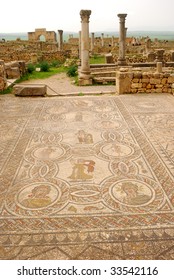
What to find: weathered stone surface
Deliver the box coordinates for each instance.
[14,85,47,96]
[150,78,161,84]
[116,69,174,94]
[168,75,174,83]
[131,83,142,88]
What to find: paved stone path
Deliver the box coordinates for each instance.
[20,72,116,96]
[1,75,174,260]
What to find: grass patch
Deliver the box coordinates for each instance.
[16,66,67,83]
[90,55,105,64]
[0,86,13,95]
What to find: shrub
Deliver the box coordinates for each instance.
[40,61,50,72]
[27,63,35,74]
[66,65,78,77]
[50,60,62,67]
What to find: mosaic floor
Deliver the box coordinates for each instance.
[0,93,174,260]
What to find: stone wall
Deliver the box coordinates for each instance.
[0,60,7,91]
[0,41,67,63]
[116,68,174,94]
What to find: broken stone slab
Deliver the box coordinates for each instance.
[14,84,47,96]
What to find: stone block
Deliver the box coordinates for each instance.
[131,83,142,89]
[133,72,142,79]
[155,88,162,93]
[161,78,167,85]
[155,84,163,88]
[142,83,147,88]
[14,85,47,96]
[150,78,161,84]
[132,78,139,83]
[6,67,20,79]
[168,75,174,83]
[162,87,168,93]
[131,89,138,93]
[142,78,150,83]
[147,84,152,89]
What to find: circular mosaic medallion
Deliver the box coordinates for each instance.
[33,146,64,160]
[101,143,133,158]
[110,180,153,207]
[17,182,60,209]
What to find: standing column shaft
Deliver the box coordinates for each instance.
[79,10,92,85]
[101,33,104,47]
[79,31,81,59]
[117,14,127,65]
[91,32,95,52]
[58,30,63,51]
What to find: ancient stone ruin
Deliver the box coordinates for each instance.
[1,11,174,93]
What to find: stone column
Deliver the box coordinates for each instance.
[0,60,7,92]
[79,10,92,85]
[101,33,104,47]
[117,13,127,65]
[145,38,151,54]
[91,32,95,52]
[156,62,163,73]
[58,30,63,51]
[125,27,128,39]
[79,31,81,59]
[112,36,114,47]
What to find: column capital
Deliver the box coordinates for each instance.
[117,13,127,23]
[80,10,91,23]
[58,30,63,34]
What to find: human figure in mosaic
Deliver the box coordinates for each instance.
[68,159,95,180]
[77,130,93,144]
[121,182,151,205]
[21,185,52,208]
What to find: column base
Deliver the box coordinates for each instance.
[117,59,127,66]
[78,77,93,86]
[78,69,93,85]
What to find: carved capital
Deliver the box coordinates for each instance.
[80,10,91,23]
[117,13,127,23]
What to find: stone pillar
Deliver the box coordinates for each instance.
[156,62,163,73]
[91,32,95,52]
[146,38,151,54]
[116,69,133,94]
[101,33,104,47]
[0,60,7,92]
[155,49,165,65]
[79,31,81,59]
[79,10,92,86]
[58,30,63,51]
[170,51,174,62]
[117,13,127,65]
[111,36,114,47]
[125,27,128,38]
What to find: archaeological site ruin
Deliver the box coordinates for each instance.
[1,10,174,93]
[1,10,174,261]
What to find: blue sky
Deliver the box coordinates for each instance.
[1,0,174,32]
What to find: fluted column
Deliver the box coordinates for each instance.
[117,14,127,65]
[79,10,92,85]
[58,30,63,51]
